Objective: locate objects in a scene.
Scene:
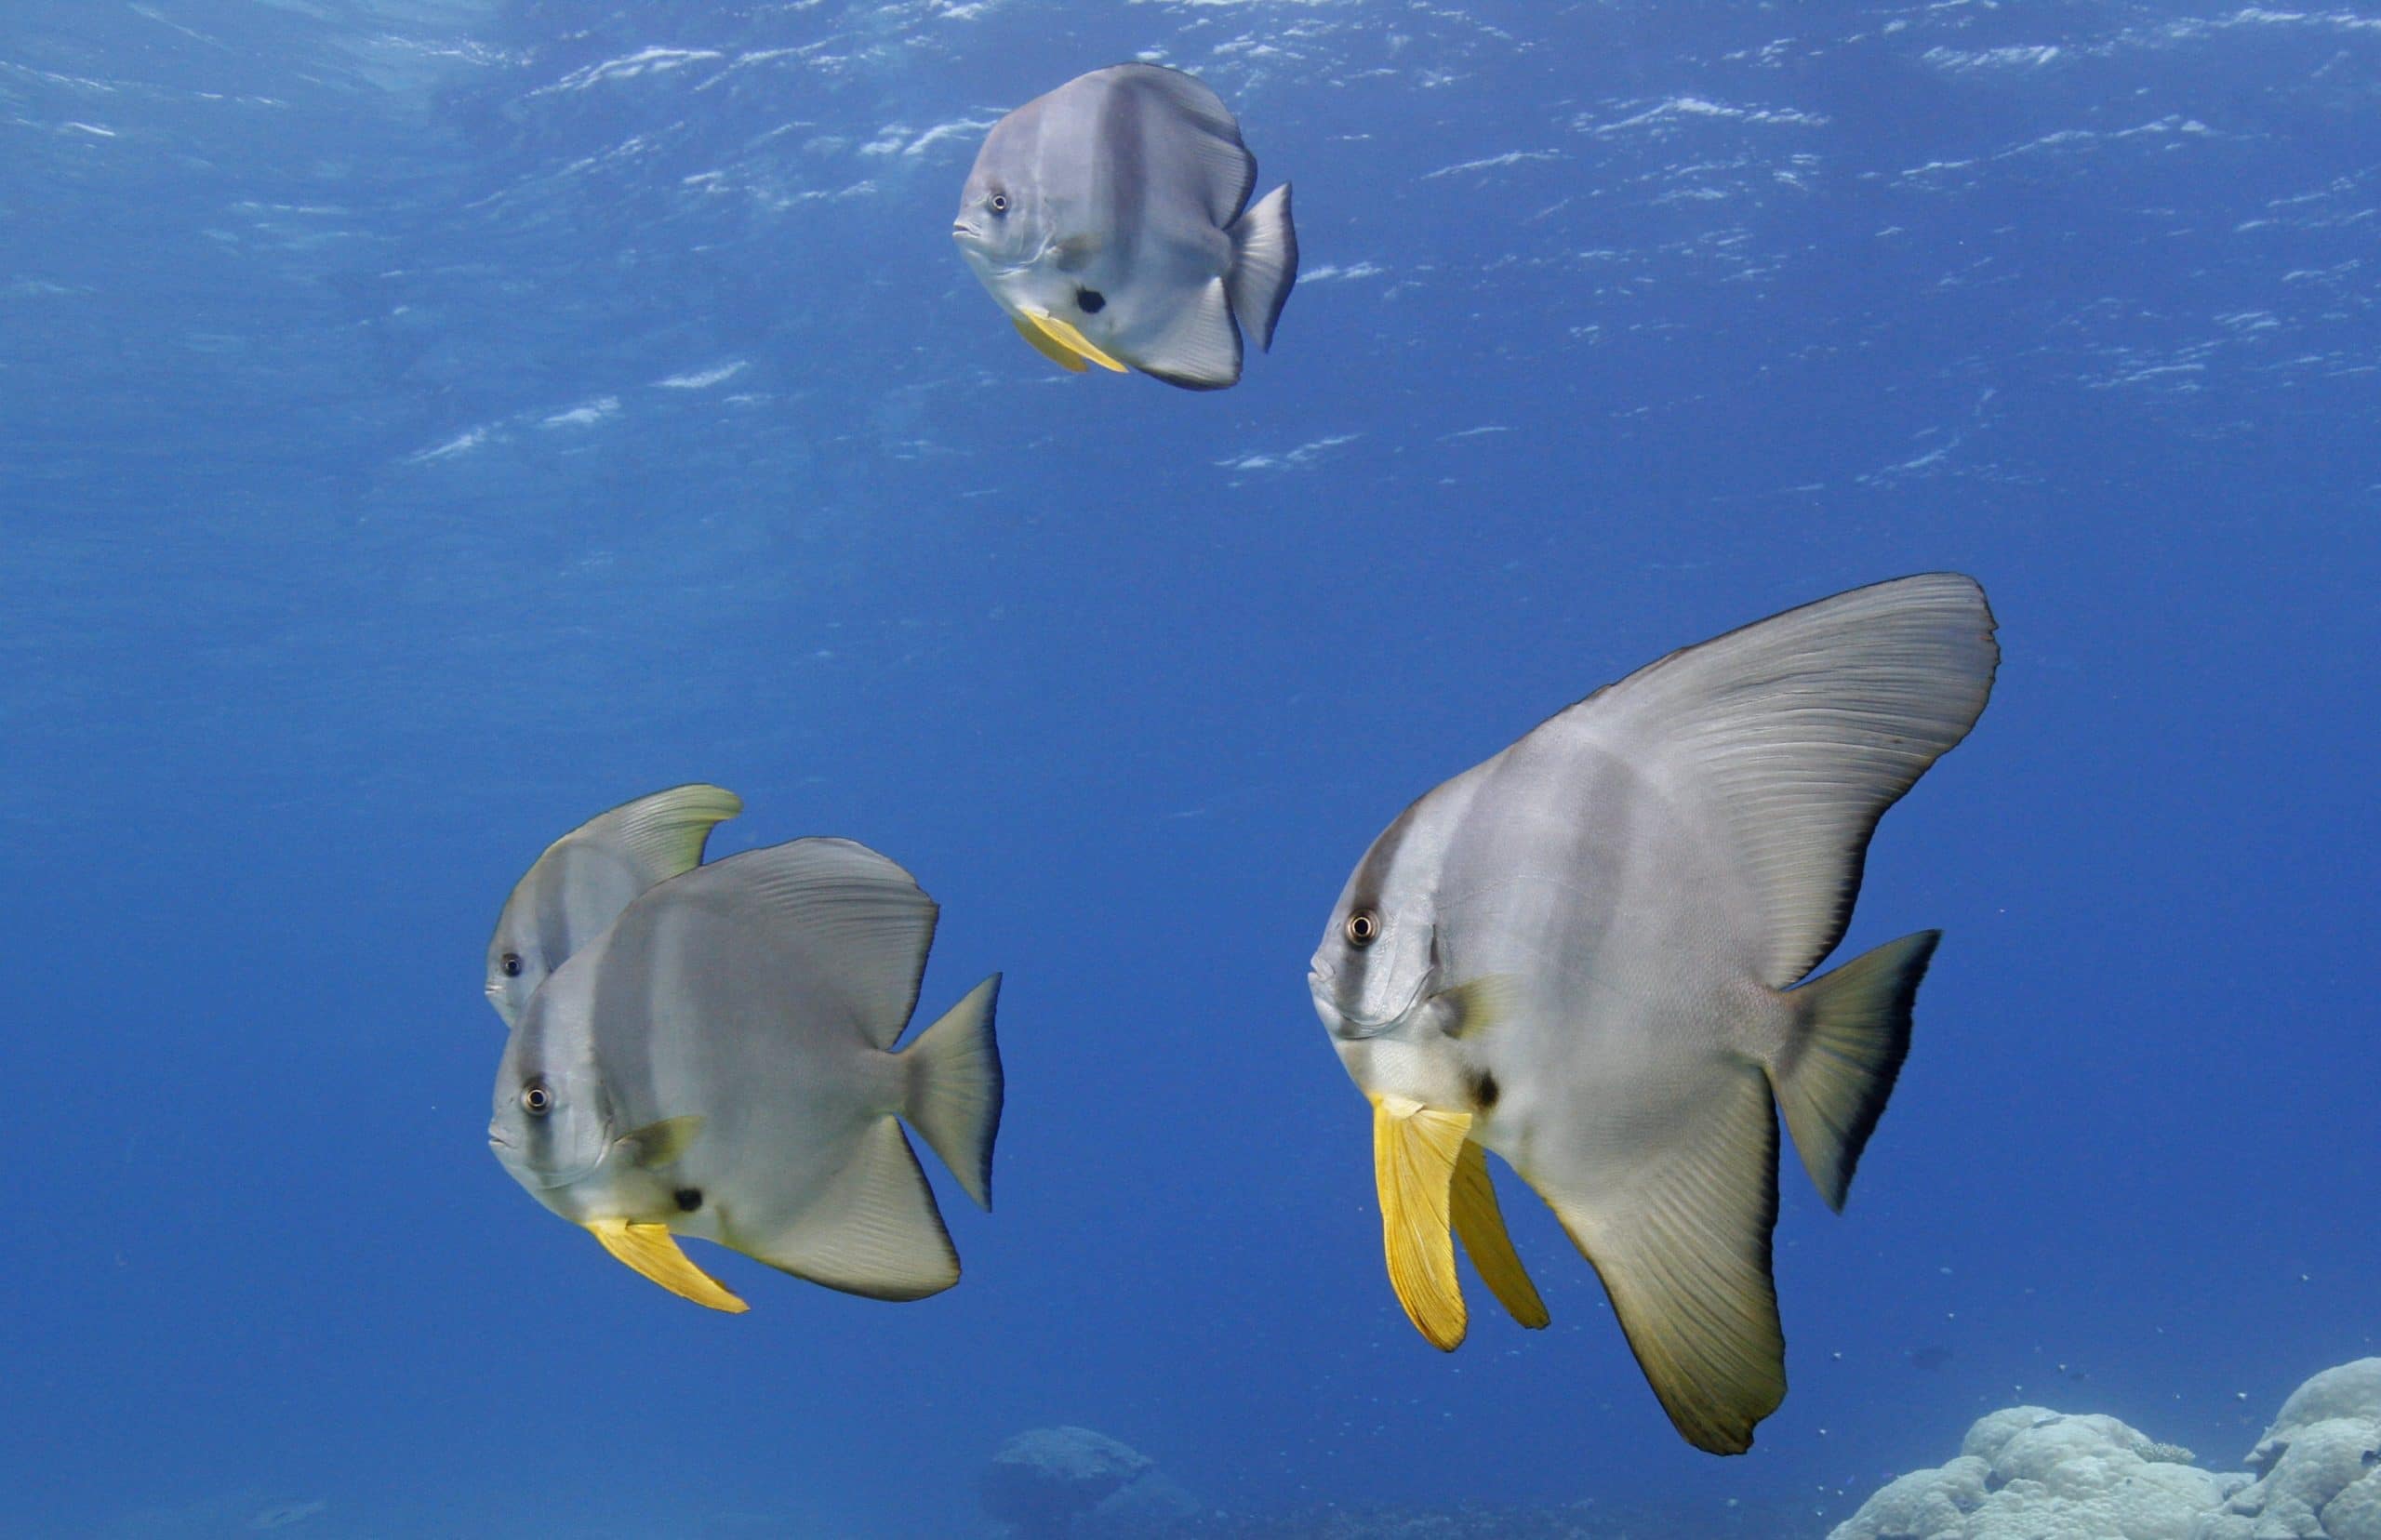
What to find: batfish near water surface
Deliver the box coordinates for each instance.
[489,837,1003,1312]
[1309,574,1999,1454]
[484,784,743,1027]
[952,63,1297,390]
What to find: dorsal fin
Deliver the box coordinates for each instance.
[1097,62,1255,225]
[698,838,938,1050]
[594,784,744,883]
[1549,574,1996,986]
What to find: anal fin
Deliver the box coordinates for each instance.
[1452,1139,1549,1330]
[587,1218,748,1314]
[1372,1095,1471,1351]
[743,1117,960,1302]
[1528,1068,1785,1454]
[1133,279,1241,391]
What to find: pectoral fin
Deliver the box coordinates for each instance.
[1451,1138,1549,1330]
[619,1115,703,1170]
[1022,309,1128,373]
[1051,232,1104,272]
[1371,1095,1471,1351]
[1437,975,1519,1040]
[587,1219,748,1314]
[1010,314,1088,372]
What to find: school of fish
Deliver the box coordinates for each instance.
[488,791,1002,1312]
[481,61,2007,1459]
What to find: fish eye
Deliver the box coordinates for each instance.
[500,951,524,978]
[1345,909,1382,949]
[520,1080,553,1117]
[990,192,1009,215]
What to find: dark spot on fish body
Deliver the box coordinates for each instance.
[1471,1070,1500,1112]
[1075,286,1105,313]
[674,1188,703,1213]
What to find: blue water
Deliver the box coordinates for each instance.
[5,2,2376,1534]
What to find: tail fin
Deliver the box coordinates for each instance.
[1770,931,1937,1211]
[1226,183,1298,352]
[901,975,1004,1211]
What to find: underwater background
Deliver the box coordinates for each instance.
[4,0,2376,1534]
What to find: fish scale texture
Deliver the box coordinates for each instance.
[1830,1359,2381,1540]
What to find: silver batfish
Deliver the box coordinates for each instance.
[489,836,1002,1312]
[1309,574,1999,1454]
[484,784,742,1027]
[953,63,1297,391]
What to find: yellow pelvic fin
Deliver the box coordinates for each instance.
[1010,314,1088,373]
[1023,309,1128,373]
[1371,1095,1472,1351]
[1451,1138,1550,1330]
[587,1219,748,1314]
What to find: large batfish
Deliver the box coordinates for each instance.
[484,784,743,1027]
[489,837,1003,1312]
[1308,574,1999,1453]
[952,63,1297,391]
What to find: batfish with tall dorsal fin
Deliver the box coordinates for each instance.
[489,837,1003,1312]
[952,63,1297,391]
[484,784,744,1027]
[1309,574,1999,1454]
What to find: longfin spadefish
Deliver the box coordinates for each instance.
[1023,309,1128,372]
[1451,1139,1549,1330]
[587,1218,748,1314]
[1011,313,1088,372]
[485,783,742,1027]
[1372,1095,1471,1351]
